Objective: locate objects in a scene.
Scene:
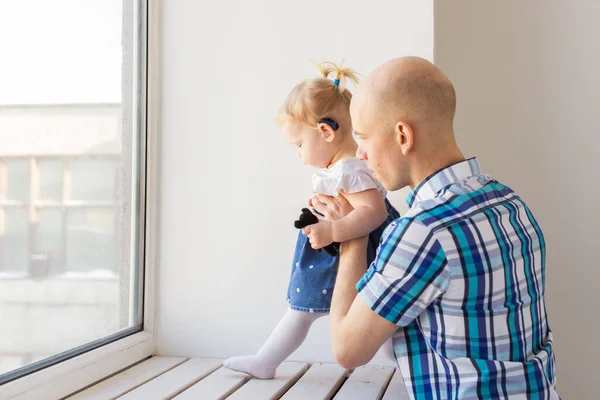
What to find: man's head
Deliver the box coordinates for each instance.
[351,56,461,191]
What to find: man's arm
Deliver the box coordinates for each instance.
[311,194,450,368]
[329,237,398,369]
[309,193,397,367]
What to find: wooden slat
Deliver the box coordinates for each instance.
[382,370,411,400]
[334,366,395,400]
[280,363,348,400]
[173,366,250,400]
[227,362,309,400]
[117,358,221,400]
[67,356,186,400]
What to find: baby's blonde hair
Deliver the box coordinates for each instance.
[276,62,359,128]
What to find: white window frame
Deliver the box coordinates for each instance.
[0,0,161,398]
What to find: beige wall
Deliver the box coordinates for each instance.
[434,1,600,398]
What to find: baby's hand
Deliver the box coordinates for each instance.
[303,221,334,250]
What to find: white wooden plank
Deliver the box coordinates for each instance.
[173,366,250,400]
[280,363,348,400]
[382,370,411,400]
[334,366,395,400]
[117,358,221,400]
[67,356,186,400]
[227,362,309,400]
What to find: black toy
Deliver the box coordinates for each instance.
[294,208,340,257]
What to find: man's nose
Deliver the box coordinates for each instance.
[356,146,367,161]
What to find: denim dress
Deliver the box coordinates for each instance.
[286,158,401,313]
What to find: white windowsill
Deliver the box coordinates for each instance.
[57,270,119,281]
[0,270,119,281]
[0,331,153,400]
[0,272,29,280]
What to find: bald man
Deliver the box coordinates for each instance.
[306,57,559,399]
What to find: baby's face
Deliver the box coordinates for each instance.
[282,122,332,168]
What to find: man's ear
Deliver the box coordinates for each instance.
[318,123,337,143]
[395,121,414,155]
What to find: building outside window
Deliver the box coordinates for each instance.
[0,0,147,382]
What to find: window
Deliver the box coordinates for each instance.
[0,0,147,383]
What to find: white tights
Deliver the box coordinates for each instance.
[223,308,394,379]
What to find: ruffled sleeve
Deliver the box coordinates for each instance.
[312,158,386,196]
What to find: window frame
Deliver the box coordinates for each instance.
[0,0,160,397]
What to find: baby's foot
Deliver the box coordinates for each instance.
[222,355,276,380]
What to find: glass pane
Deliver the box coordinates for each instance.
[37,209,63,273]
[38,160,64,201]
[0,209,29,273]
[65,208,116,274]
[0,0,144,380]
[69,160,118,201]
[3,160,30,202]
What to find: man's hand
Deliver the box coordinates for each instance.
[309,193,354,222]
[303,220,334,249]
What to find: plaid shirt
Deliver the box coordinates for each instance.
[357,158,558,400]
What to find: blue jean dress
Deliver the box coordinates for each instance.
[286,198,400,313]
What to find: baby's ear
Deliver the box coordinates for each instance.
[317,122,337,143]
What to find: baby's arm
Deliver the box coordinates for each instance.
[330,188,387,242]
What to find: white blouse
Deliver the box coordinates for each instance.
[312,157,386,197]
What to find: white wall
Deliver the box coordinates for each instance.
[434,1,600,398]
[157,0,433,366]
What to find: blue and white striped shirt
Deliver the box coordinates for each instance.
[357,158,558,400]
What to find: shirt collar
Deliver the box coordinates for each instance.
[406,157,481,208]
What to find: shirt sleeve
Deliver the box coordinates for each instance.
[356,217,450,327]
